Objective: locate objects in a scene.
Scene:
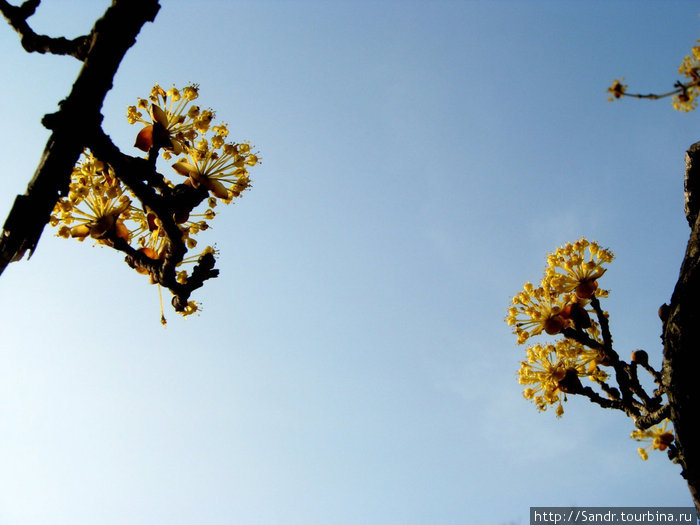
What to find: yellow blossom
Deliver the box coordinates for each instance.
[631,419,674,460]
[545,238,613,298]
[517,340,595,417]
[178,300,200,317]
[129,83,203,154]
[672,89,699,112]
[171,141,257,202]
[606,78,627,101]
[51,152,140,245]
[672,40,700,112]
[54,82,260,323]
[507,281,571,344]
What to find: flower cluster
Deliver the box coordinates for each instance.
[507,238,611,345]
[127,83,258,202]
[507,239,613,416]
[51,83,259,321]
[518,340,607,417]
[673,40,700,112]
[606,78,627,102]
[508,239,672,460]
[606,39,700,112]
[50,153,136,244]
[631,419,674,461]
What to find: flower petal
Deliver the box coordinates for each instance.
[204,178,229,199]
[150,103,169,127]
[172,160,198,177]
[70,224,91,238]
[134,125,154,152]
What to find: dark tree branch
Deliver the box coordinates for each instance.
[579,385,629,412]
[562,326,604,350]
[634,403,671,430]
[564,298,666,426]
[661,140,700,513]
[628,362,656,408]
[0,0,92,59]
[0,0,160,276]
[87,129,218,311]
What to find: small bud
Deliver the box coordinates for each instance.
[631,350,648,365]
[134,125,154,152]
[173,209,190,224]
[558,368,582,394]
[565,302,592,329]
[575,279,598,299]
[655,432,674,451]
[544,315,565,335]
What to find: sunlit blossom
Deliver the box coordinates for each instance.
[631,419,674,460]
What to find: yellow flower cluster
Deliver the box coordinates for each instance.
[545,238,613,299]
[127,83,209,157]
[50,153,136,244]
[673,40,700,112]
[127,83,259,202]
[519,340,607,417]
[51,83,260,319]
[631,419,674,460]
[507,238,611,345]
[606,78,627,102]
[508,239,613,416]
[51,153,218,308]
[507,283,570,344]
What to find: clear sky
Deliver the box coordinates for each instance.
[0,1,698,524]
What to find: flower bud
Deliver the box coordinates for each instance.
[558,368,582,394]
[631,350,648,365]
[575,279,598,299]
[564,302,591,329]
[544,315,565,335]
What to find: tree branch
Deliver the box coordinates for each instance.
[87,129,219,312]
[662,141,700,514]
[0,0,92,59]
[0,0,160,276]
[634,403,671,430]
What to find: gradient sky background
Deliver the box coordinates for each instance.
[0,1,699,524]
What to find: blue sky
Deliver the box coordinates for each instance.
[0,1,698,524]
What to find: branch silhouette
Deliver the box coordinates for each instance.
[0,0,160,274]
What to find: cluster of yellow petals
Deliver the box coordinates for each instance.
[519,340,608,417]
[50,153,137,244]
[127,83,207,156]
[631,419,674,460]
[545,238,613,298]
[507,238,611,345]
[171,137,256,204]
[128,83,259,203]
[507,282,571,344]
[673,40,700,112]
[51,153,218,306]
[606,78,627,102]
[607,40,700,112]
[51,83,259,319]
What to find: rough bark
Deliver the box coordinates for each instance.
[661,141,700,514]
